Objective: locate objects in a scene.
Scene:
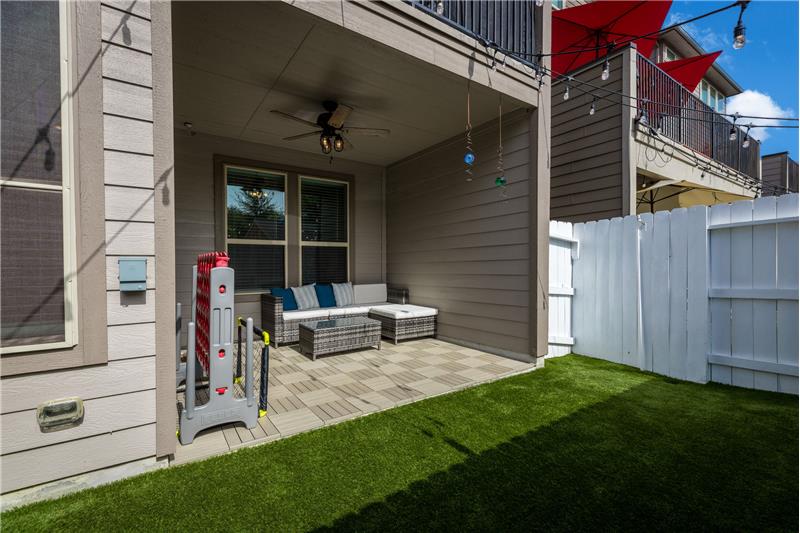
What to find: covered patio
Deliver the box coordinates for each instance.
[170,0,548,459]
[175,338,533,464]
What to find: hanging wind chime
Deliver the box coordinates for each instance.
[496,94,507,198]
[464,81,475,181]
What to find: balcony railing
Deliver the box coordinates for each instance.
[636,54,760,182]
[407,1,537,66]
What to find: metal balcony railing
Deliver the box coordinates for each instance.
[636,54,760,182]
[407,1,537,67]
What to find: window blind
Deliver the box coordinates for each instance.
[226,167,285,241]
[228,244,285,292]
[301,179,347,243]
[302,247,347,285]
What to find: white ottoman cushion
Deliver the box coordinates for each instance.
[369,304,438,319]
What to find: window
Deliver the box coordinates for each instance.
[300,177,349,285]
[664,46,678,62]
[1,1,77,352]
[552,0,564,9]
[225,166,286,292]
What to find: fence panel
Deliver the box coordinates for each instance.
[548,221,576,357]
[568,194,797,392]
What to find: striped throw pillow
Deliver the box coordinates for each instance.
[291,284,320,310]
[332,282,354,307]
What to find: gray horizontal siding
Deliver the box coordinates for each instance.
[386,111,531,356]
[550,56,624,222]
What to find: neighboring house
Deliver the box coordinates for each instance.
[0,1,551,500]
[761,152,799,196]
[551,22,760,221]
[654,28,741,116]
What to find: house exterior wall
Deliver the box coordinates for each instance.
[762,153,800,196]
[1,0,164,497]
[385,110,537,358]
[550,53,627,222]
[173,131,385,338]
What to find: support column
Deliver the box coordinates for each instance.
[621,46,638,215]
[152,1,177,459]
[530,1,552,361]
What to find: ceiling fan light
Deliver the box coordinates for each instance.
[320,134,332,154]
[333,135,345,152]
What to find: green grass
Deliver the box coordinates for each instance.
[3,355,797,532]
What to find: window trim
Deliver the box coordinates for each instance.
[298,175,351,285]
[1,0,78,355]
[1,0,107,376]
[223,164,288,295]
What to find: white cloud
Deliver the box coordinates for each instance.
[726,90,794,142]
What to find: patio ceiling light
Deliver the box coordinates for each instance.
[333,135,345,152]
[320,134,332,154]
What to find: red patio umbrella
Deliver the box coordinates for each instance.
[656,51,722,93]
[551,0,672,75]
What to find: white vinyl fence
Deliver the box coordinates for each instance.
[548,221,577,357]
[550,194,799,394]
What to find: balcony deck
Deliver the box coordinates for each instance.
[174,338,535,465]
[637,53,760,184]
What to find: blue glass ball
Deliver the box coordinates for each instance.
[464,151,476,165]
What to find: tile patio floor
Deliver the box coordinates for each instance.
[174,338,535,465]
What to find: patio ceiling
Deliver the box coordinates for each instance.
[172,1,529,166]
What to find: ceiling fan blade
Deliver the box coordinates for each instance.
[327,104,353,129]
[270,110,318,128]
[282,131,321,141]
[341,127,390,137]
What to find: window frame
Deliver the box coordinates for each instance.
[223,164,289,295]
[0,0,107,376]
[298,175,350,285]
[1,0,78,355]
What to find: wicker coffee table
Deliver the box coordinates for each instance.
[298,317,381,360]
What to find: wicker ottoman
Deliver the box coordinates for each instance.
[298,317,381,360]
[368,304,438,344]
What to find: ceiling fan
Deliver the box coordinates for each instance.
[270,100,390,154]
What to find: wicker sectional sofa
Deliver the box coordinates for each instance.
[262,284,433,346]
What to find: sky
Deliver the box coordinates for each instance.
[665,0,799,159]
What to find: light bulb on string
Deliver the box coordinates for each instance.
[535,0,544,7]
[742,125,752,148]
[435,1,445,15]
[563,80,570,101]
[601,58,610,81]
[589,98,596,116]
[732,0,748,49]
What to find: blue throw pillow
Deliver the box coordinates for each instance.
[271,288,298,311]
[314,283,337,308]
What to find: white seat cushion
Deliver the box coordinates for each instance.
[353,284,387,304]
[283,309,330,321]
[368,304,437,319]
[339,305,372,316]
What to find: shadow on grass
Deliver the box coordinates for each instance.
[315,380,798,532]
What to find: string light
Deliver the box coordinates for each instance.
[601,58,610,81]
[563,79,570,101]
[729,113,739,141]
[435,1,444,16]
[535,0,544,7]
[733,0,749,49]
[742,125,752,148]
[589,98,596,116]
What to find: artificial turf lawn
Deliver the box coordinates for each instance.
[3,355,797,532]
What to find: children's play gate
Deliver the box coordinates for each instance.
[177,252,268,445]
